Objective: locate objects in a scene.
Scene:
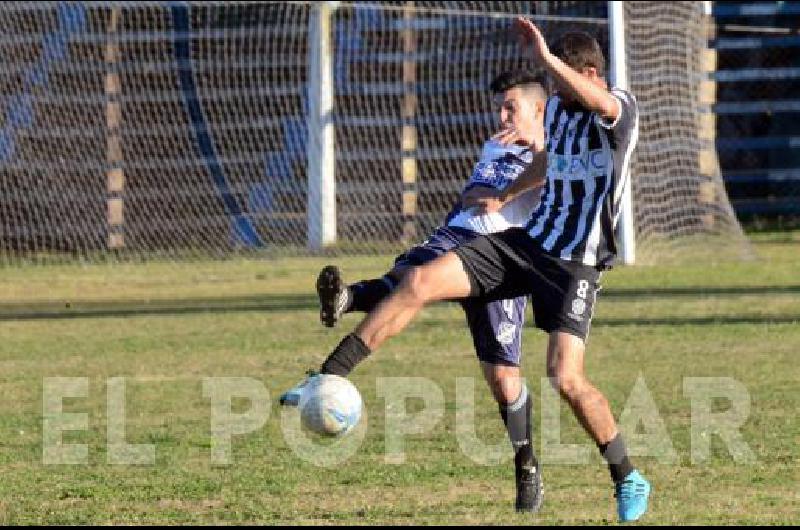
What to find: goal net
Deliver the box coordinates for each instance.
[622,1,752,264]
[0,1,750,265]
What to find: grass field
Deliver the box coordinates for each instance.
[0,232,798,524]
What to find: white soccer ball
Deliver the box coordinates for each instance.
[298,374,362,437]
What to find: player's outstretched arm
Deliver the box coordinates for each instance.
[513,17,619,122]
[463,149,546,215]
[499,149,546,203]
[461,185,498,208]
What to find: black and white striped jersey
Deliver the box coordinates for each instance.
[526,88,639,270]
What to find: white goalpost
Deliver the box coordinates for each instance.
[608,0,635,265]
[306,1,337,250]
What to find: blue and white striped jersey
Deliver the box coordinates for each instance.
[447,139,540,235]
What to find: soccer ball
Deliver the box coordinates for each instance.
[298,374,362,437]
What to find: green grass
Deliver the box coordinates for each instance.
[0,232,798,524]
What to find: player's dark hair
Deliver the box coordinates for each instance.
[489,69,544,94]
[490,69,547,100]
[552,31,605,77]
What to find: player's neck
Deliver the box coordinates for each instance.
[531,131,545,152]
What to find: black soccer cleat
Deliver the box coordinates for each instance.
[515,464,543,513]
[316,265,349,328]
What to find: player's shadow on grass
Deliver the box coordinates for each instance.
[0,294,317,321]
[0,285,798,322]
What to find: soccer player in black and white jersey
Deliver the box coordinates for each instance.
[285,69,548,512]
[282,18,651,522]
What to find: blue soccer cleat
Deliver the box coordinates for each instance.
[278,370,319,407]
[615,469,651,522]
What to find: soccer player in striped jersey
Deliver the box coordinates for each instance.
[282,18,651,522]
[285,69,548,512]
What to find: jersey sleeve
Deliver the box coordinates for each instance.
[595,88,638,138]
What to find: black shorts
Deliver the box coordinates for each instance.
[394,226,527,366]
[452,228,601,340]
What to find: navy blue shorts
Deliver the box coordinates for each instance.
[394,226,527,366]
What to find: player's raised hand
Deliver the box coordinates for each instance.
[491,126,521,146]
[492,126,538,148]
[513,16,551,65]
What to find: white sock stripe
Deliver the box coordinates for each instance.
[336,289,351,314]
[508,385,529,413]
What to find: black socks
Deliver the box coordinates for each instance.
[499,386,537,474]
[348,276,396,313]
[599,432,634,483]
[319,333,371,377]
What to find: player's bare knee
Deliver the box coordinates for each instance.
[400,266,433,304]
[489,378,513,405]
[548,367,584,400]
[488,372,522,405]
[484,364,524,405]
[487,381,505,404]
